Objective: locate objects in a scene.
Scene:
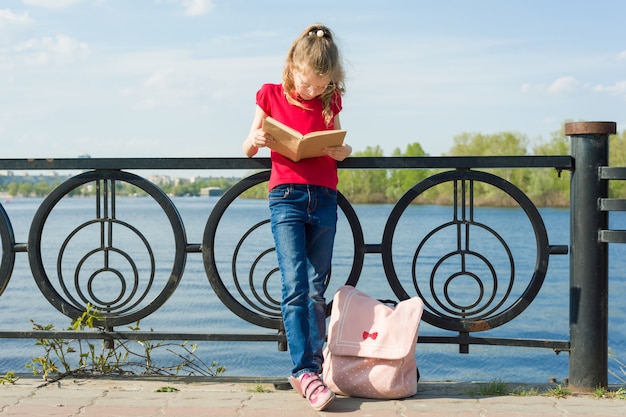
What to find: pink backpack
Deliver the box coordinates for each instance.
[322,285,424,399]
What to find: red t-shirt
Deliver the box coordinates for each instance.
[256,83,342,190]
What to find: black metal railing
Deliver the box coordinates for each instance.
[0,121,618,390]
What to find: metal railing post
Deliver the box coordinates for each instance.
[566,121,616,390]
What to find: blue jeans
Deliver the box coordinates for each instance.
[269,184,338,378]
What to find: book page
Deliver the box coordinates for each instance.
[298,130,347,160]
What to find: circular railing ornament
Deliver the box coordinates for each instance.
[0,203,15,297]
[28,170,187,327]
[382,170,550,332]
[202,171,364,329]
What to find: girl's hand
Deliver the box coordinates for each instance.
[323,143,352,161]
[243,106,271,157]
[252,129,275,148]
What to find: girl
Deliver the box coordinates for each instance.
[242,24,351,411]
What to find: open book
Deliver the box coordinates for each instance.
[262,116,346,162]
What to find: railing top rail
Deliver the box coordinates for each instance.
[0,155,572,171]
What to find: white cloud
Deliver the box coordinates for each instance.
[519,82,552,95]
[21,0,81,8]
[548,76,578,94]
[133,98,157,111]
[618,51,626,61]
[143,71,170,87]
[592,81,626,98]
[519,83,533,94]
[182,0,213,16]
[14,34,89,64]
[0,9,32,25]
[521,76,626,99]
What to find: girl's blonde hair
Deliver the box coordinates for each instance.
[282,24,346,127]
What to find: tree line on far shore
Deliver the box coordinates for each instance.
[243,126,626,208]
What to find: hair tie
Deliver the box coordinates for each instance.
[309,29,326,38]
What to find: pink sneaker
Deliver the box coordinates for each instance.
[289,372,335,411]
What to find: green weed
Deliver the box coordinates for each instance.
[0,371,18,385]
[26,304,226,380]
[545,384,572,398]
[466,379,509,396]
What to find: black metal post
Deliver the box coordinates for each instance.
[567,121,616,390]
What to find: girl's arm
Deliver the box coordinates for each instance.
[242,105,274,157]
[323,115,352,161]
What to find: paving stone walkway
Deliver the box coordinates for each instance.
[1,375,625,416]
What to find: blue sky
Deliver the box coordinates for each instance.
[1,0,625,173]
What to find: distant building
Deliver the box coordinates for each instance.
[147,175,174,186]
[200,187,224,197]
